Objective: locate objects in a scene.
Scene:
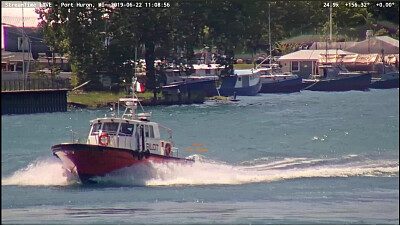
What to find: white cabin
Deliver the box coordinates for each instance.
[86,98,176,157]
[234,69,261,88]
[192,64,224,76]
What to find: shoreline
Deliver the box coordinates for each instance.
[67,95,233,109]
[67,99,207,109]
[66,90,229,109]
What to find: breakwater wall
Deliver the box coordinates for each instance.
[2,78,71,115]
[2,89,69,115]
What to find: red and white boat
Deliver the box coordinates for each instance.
[52,96,193,183]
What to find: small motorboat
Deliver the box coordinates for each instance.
[52,93,193,183]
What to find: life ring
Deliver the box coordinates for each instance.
[165,143,171,156]
[99,133,110,146]
[144,149,151,159]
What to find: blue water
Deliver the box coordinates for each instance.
[2,89,399,224]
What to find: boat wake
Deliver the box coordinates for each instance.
[1,158,73,186]
[2,154,398,187]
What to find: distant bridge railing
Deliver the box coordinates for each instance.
[1,78,71,91]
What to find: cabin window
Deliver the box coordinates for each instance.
[119,123,135,136]
[238,77,241,81]
[149,126,154,138]
[205,69,211,75]
[291,62,299,72]
[144,125,155,138]
[102,122,119,134]
[91,123,101,135]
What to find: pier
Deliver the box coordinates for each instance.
[1,78,70,115]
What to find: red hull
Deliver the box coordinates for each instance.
[52,143,193,182]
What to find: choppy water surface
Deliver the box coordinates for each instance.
[2,89,399,224]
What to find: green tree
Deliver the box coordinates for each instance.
[37,5,111,88]
[375,28,389,36]
[36,1,399,91]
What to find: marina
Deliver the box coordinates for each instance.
[1,0,399,224]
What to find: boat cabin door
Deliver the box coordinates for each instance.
[137,125,145,151]
[136,124,158,153]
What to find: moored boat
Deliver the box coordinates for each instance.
[52,96,193,183]
[257,66,303,93]
[303,64,371,91]
[218,69,262,96]
[162,66,220,97]
[162,79,219,98]
[369,65,399,89]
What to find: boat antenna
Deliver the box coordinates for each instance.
[127,46,145,114]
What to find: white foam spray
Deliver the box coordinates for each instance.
[98,154,399,186]
[2,154,398,187]
[2,158,73,186]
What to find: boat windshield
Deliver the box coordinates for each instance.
[102,122,119,135]
[119,123,135,136]
[91,122,135,136]
[91,123,102,135]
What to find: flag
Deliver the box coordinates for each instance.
[133,78,145,93]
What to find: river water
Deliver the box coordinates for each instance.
[2,89,399,224]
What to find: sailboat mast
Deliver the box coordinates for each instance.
[133,46,138,94]
[268,3,272,63]
[22,4,25,83]
[329,7,332,43]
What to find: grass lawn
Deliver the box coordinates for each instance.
[233,64,255,69]
[68,91,156,108]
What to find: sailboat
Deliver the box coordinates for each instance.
[257,3,304,93]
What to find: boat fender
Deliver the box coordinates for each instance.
[137,151,143,160]
[165,143,171,156]
[99,133,110,146]
[144,149,150,159]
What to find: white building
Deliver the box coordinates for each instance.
[277,49,354,78]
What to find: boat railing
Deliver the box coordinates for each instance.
[71,130,87,144]
[158,124,178,157]
[158,124,173,141]
[171,147,179,157]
